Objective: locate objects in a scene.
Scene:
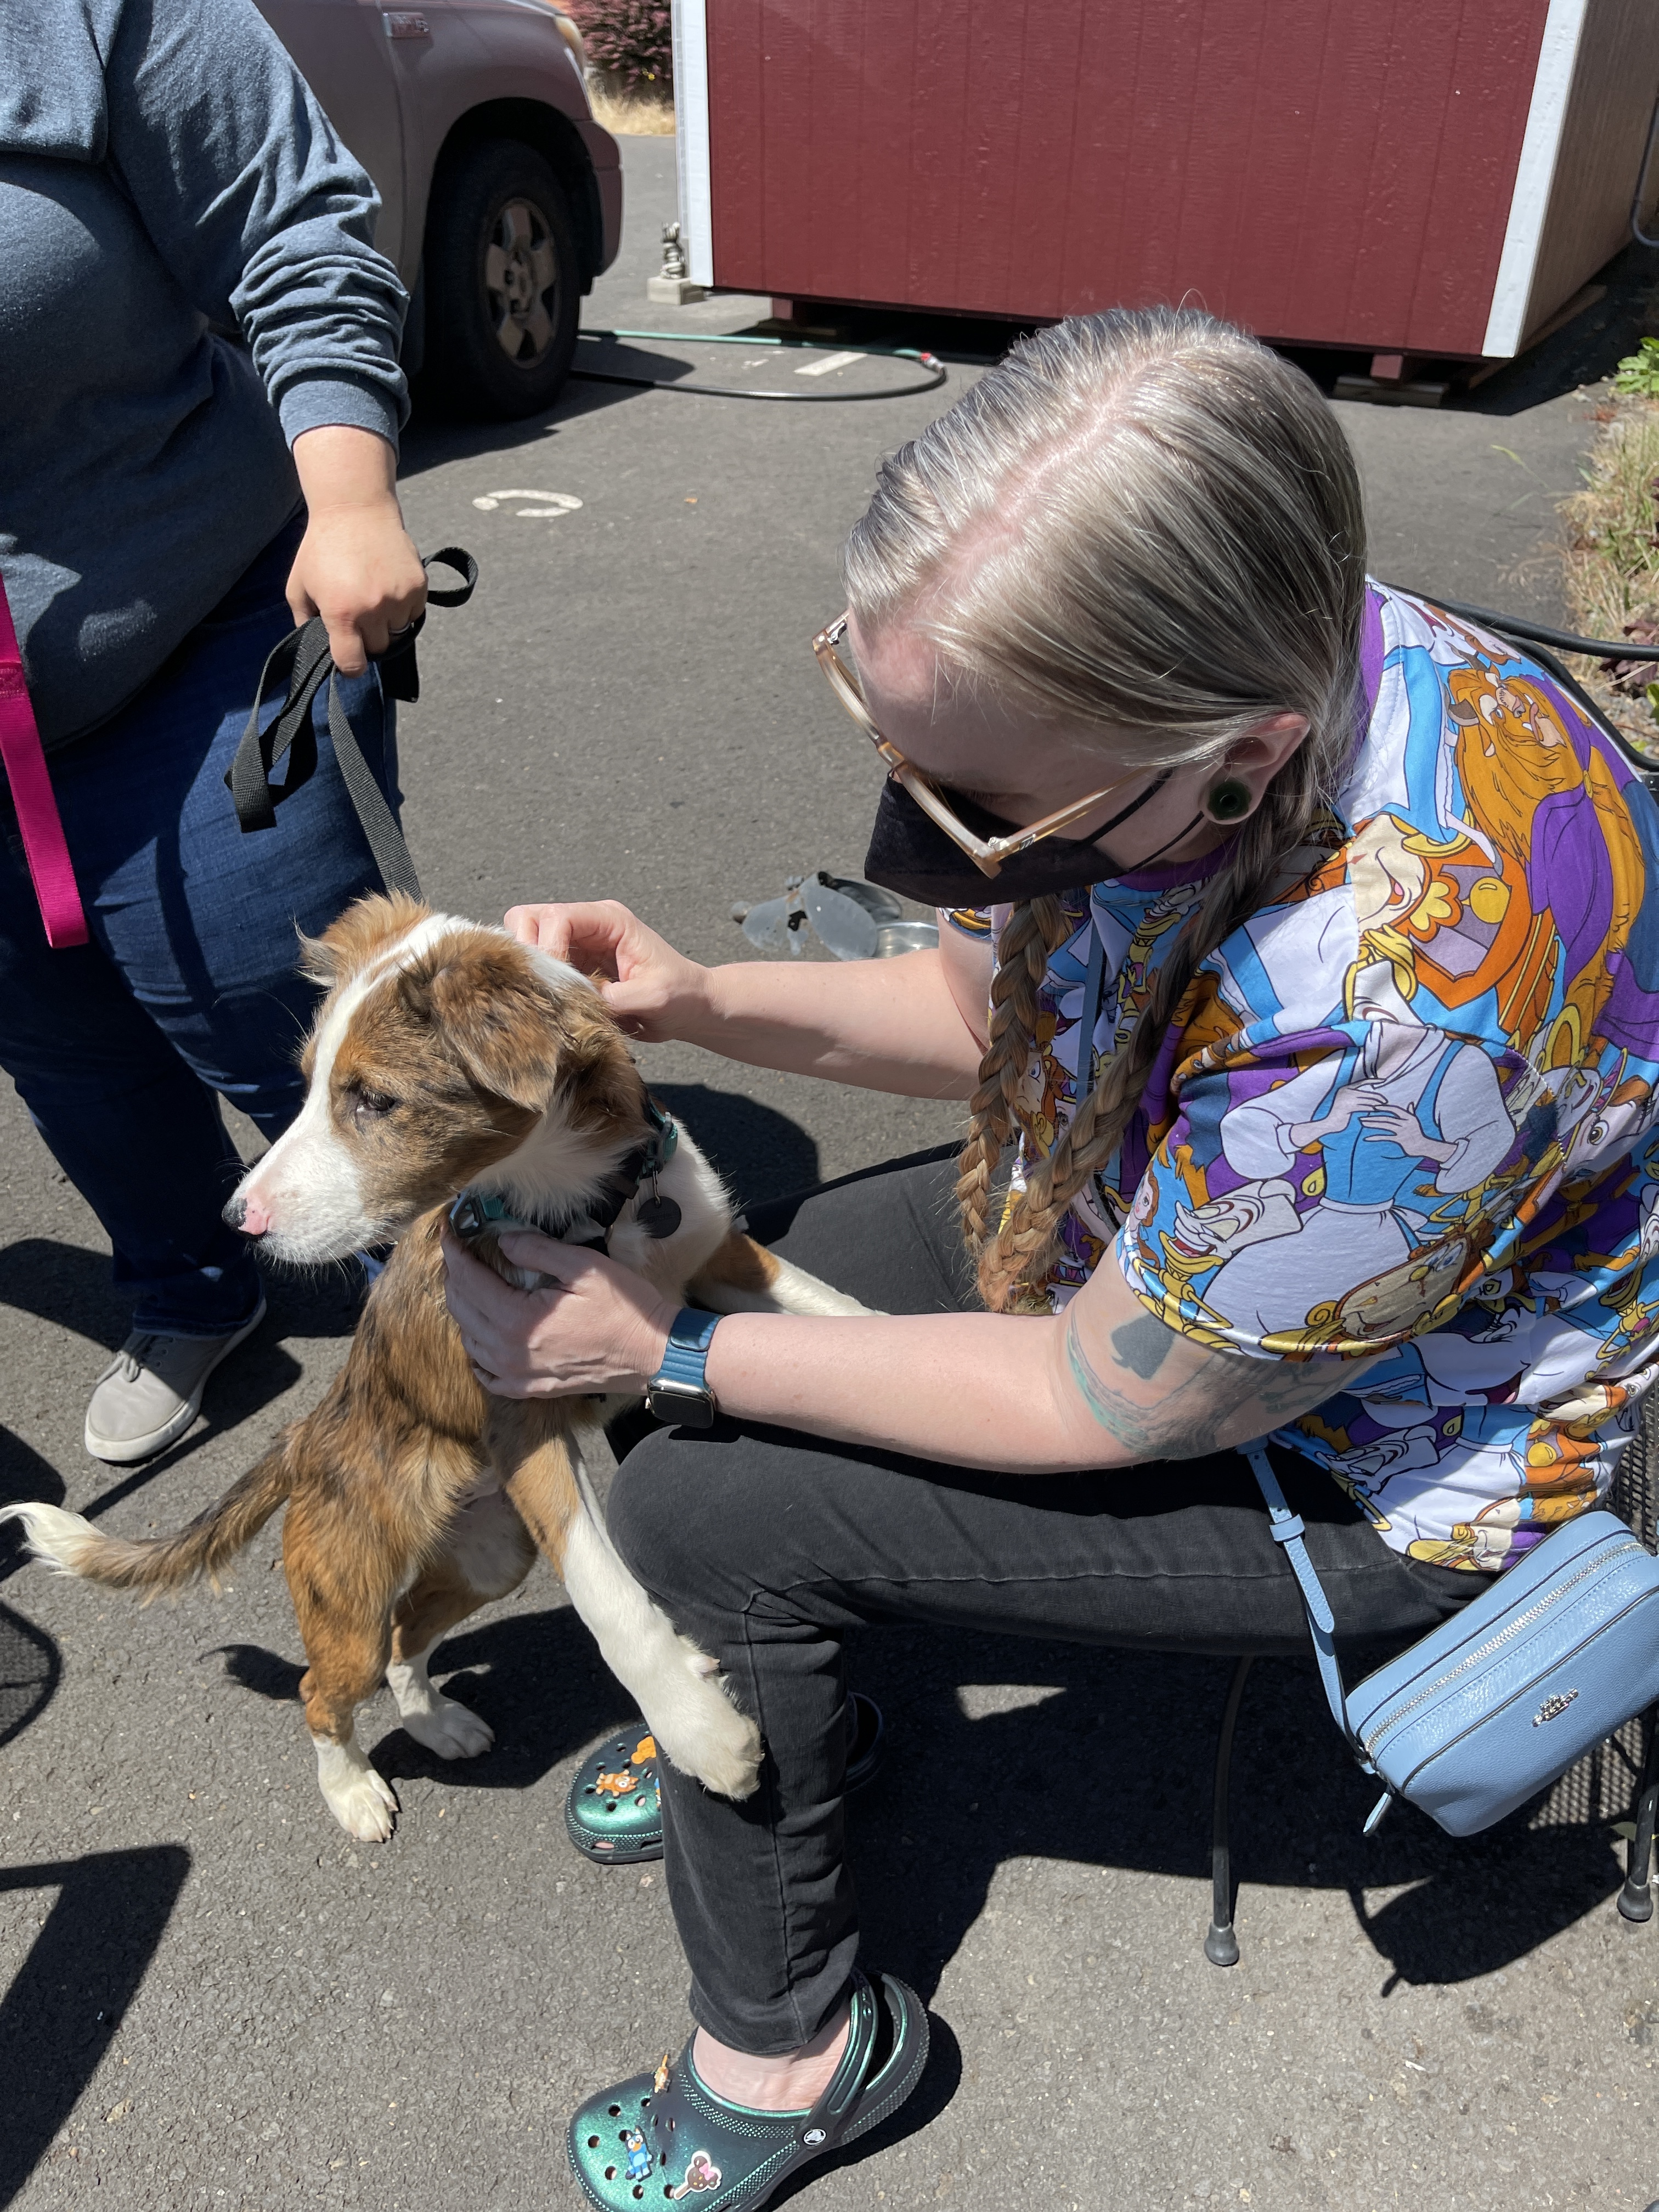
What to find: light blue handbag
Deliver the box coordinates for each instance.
[1245,1444,1659,1837]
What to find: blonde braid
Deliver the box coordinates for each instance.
[977,791,1318,1311]
[955,895,1069,1254]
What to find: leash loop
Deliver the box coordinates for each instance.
[226,546,477,901]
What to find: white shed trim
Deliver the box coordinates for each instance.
[672,0,714,287]
[1481,0,1590,358]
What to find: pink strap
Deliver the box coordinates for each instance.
[0,571,88,948]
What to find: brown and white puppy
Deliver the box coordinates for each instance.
[2,894,868,1842]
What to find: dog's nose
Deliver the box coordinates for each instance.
[222,1195,246,1230]
[224,1194,272,1237]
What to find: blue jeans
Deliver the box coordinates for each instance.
[0,517,399,1335]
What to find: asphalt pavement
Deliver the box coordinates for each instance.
[4,133,1659,2212]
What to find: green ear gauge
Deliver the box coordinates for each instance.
[1205,777,1252,823]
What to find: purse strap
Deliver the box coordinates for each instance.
[227,546,477,901]
[1243,1442,1375,1773]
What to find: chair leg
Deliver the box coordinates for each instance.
[1618,1700,1659,1925]
[1204,1656,1254,1967]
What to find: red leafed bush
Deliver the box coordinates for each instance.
[565,0,673,93]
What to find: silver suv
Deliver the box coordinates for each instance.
[256,0,621,419]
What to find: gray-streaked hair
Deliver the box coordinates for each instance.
[842,308,1368,1310]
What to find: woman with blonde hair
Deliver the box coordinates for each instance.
[442,308,1659,2207]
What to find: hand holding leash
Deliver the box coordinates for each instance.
[227,545,477,899]
[287,426,427,673]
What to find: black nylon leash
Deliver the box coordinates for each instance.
[227,546,478,900]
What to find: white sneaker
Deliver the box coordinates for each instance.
[83,1296,268,1464]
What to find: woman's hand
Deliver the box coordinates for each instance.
[503,899,715,1042]
[441,1229,675,1398]
[288,425,427,676]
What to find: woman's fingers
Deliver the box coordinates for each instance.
[502,899,635,973]
[498,901,711,1045]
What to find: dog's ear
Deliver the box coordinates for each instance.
[402,941,568,1110]
[300,893,430,986]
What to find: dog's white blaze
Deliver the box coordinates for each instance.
[559,1464,761,1802]
[234,913,472,1259]
[519,943,589,999]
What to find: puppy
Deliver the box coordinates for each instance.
[2,894,868,1841]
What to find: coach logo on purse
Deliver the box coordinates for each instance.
[1533,1689,1580,1726]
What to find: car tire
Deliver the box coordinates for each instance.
[421,139,581,420]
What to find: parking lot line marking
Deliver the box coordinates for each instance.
[794,351,864,377]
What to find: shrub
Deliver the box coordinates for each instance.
[566,0,673,94]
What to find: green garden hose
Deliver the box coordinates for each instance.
[571,327,948,401]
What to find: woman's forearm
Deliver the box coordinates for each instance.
[682,949,982,1098]
[703,1308,1111,1471]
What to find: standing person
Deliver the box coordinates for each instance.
[442,310,1659,2207]
[1,0,427,1463]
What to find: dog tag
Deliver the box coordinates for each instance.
[635,1194,682,1239]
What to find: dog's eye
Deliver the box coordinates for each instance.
[349,1085,398,1120]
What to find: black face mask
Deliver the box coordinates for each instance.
[863,771,1200,907]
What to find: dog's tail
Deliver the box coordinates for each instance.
[0,1441,295,1599]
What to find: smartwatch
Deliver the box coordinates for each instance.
[645,1307,721,1427]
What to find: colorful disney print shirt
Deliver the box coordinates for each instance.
[948,584,1659,1572]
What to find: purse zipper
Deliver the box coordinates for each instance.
[1360,1538,1644,1761]
[1395,1585,1659,1801]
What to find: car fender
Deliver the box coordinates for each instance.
[393,5,622,287]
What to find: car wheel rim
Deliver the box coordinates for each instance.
[482,196,558,366]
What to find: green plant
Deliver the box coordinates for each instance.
[1613,336,1659,397]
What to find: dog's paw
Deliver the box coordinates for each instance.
[314,1739,399,1842]
[400,1695,495,1761]
[684,1701,764,1801]
[654,1649,762,1801]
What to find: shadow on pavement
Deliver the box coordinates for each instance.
[3,1258,368,1541]
[650,1083,820,1214]
[0,1238,128,1352]
[0,1427,66,1599]
[0,1599,58,1751]
[402,353,652,477]
[843,1627,1633,2006]
[0,1846,191,2208]
[205,1605,628,1799]
[768,2010,964,2211]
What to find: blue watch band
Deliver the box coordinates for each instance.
[646,1307,720,1425]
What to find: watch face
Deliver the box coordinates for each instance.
[647,1380,715,1429]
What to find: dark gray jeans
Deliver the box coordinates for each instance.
[606,1148,1476,2053]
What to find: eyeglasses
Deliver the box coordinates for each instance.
[811,612,1141,878]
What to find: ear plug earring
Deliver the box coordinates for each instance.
[1205,778,1252,823]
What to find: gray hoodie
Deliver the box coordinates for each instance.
[1,0,409,749]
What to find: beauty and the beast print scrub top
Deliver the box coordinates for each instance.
[947,583,1659,1573]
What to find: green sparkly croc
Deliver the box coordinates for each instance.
[566,1968,928,2212]
[566,1694,885,1866]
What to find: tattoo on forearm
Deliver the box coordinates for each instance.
[1063,1310,1369,1461]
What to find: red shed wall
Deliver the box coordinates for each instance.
[704,0,1551,356]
